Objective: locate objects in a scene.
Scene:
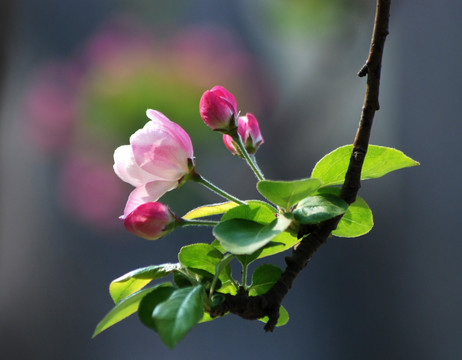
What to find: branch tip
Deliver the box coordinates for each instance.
[358,64,368,77]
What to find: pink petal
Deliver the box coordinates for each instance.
[122,180,178,218]
[123,202,175,241]
[146,109,193,158]
[113,145,160,187]
[210,86,238,114]
[130,120,192,180]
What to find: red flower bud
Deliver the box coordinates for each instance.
[223,113,264,156]
[123,202,176,240]
[199,86,238,131]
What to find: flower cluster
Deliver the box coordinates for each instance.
[114,86,264,240]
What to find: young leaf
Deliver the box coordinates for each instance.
[248,264,283,296]
[258,306,289,327]
[152,285,204,348]
[213,214,293,255]
[248,264,289,328]
[293,194,348,224]
[182,202,238,220]
[311,144,420,186]
[256,178,323,210]
[210,253,236,294]
[318,187,374,237]
[93,283,172,337]
[110,263,181,303]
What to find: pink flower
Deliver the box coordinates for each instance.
[199,86,238,131]
[223,113,264,156]
[113,109,194,218]
[123,202,176,240]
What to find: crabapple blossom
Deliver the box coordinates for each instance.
[113,109,194,218]
[223,113,264,156]
[123,202,176,240]
[199,86,238,131]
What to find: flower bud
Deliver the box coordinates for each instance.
[199,86,238,131]
[222,113,264,156]
[123,202,176,240]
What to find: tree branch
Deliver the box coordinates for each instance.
[210,0,391,331]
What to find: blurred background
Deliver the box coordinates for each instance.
[1,0,461,359]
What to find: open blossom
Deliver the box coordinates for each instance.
[199,86,238,131]
[223,113,264,156]
[124,202,176,240]
[113,109,194,218]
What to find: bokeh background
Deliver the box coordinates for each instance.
[1,1,461,359]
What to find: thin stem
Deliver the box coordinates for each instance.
[178,218,219,227]
[190,171,247,206]
[233,133,265,181]
[241,264,248,290]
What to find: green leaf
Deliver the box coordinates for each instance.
[213,214,293,255]
[178,243,236,294]
[257,178,323,209]
[311,144,420,186]
[248,265,288,327]
[221,200,277,223]
[238,231,300,265]
[293,194,348,224]
[182,202,239,220]
[258,306,289,327]
[109,263,181,303]
[211,253,236,294]
[178,244,227,278]
[152,285,204,348]
[138,287,176,331]
[93,283,171,337]
[318,187,373,237]
[248,264,283,296]
[218,200,299,263]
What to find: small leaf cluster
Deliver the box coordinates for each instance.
[94,144,418,347]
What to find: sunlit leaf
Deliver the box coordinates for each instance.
[93,283,172,337]
[182,202,239,220]
[318,187,373,237]
[152,285,204,348]
[257,178,322,209]
[311,144,420,186]
[258,306,289,327]
[110,263,181,303]
[221,200,277,223]
[248,264,283,296]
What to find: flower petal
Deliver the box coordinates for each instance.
[130,119,192,180]
[122,180,178,218]
[146,109,193,159]
[124,202,176,241]
[113,145,160,187]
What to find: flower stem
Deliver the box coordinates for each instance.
[233,133,265,181]
[190,172,247,206]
